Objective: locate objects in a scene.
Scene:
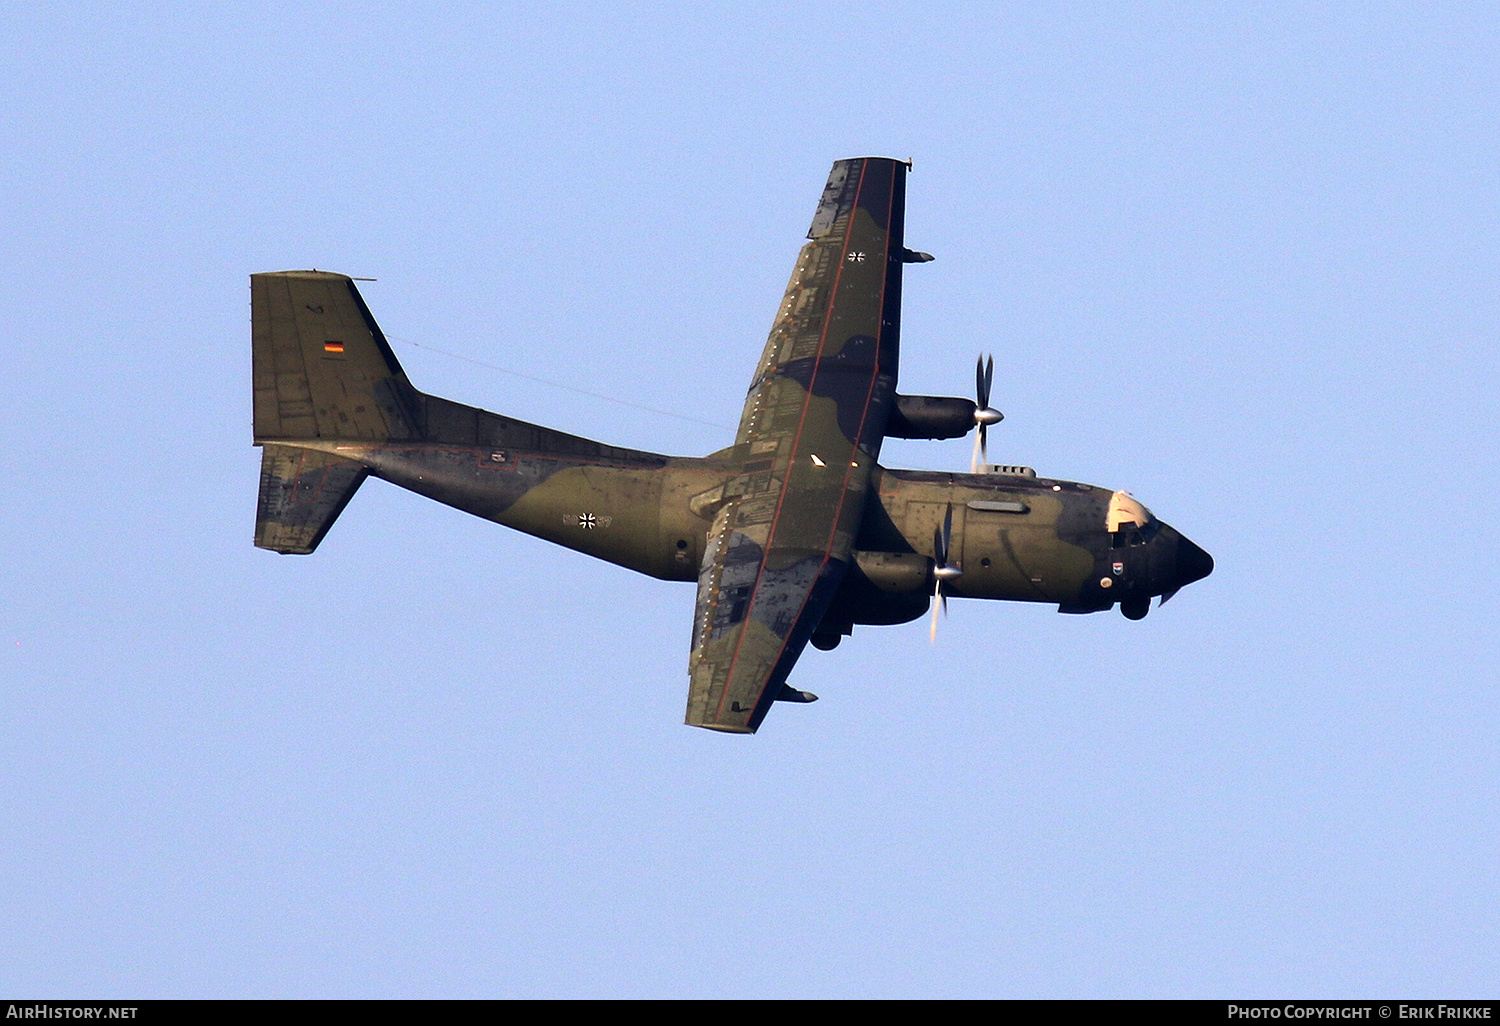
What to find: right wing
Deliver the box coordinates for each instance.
[685,158,910,733]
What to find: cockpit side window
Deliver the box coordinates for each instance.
[1109,516,1160,549]
[1111,526,1149,548]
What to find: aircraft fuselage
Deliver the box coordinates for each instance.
[292,434,1210,631]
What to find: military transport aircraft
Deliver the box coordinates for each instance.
[251,157,1212,733]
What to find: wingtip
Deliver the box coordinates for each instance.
[253,269,354,282]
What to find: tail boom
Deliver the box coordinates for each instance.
[250,271,703,576]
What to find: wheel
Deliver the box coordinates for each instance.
[1120,595,1150,620]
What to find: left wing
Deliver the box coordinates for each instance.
[686,157,910,732]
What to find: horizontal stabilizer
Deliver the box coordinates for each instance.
[255,444,367,554]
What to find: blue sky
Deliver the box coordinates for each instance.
[3,1,1497,997]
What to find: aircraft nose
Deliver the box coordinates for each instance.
[1175,534,1214,588]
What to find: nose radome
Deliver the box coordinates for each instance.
[1176,535,1214,587]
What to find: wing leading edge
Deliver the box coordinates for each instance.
[686,157,909,732]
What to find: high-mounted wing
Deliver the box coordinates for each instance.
[686,157,910,732]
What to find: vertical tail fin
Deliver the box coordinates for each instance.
[251,271,416,552]
[251,270,421,444]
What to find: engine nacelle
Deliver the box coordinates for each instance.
[884,394,977,440]
[819,551,932,633]
[852,550,931,593]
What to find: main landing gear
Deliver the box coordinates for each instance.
[1120,595,1151,621]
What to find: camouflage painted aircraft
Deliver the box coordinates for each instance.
[251,157,1213,733]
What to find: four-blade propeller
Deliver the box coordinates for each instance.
[971,355,1004,473]
[929,503,962,642]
